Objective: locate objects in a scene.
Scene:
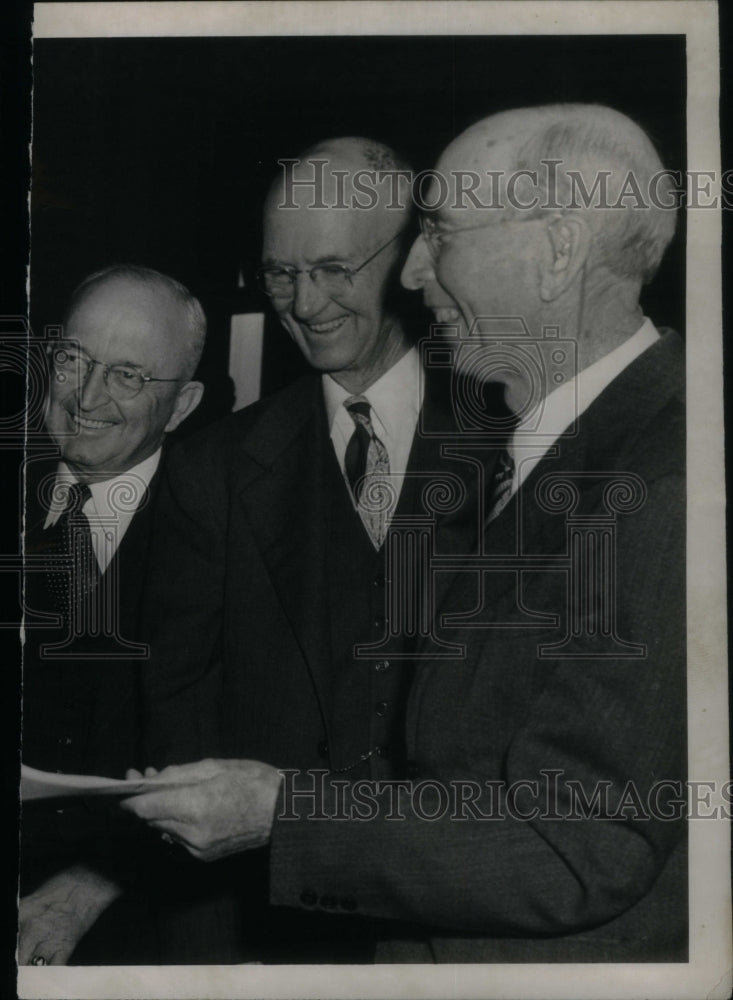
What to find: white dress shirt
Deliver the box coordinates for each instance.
[322,346,424,518]
[44,449,161,573]
[509,318,661,495]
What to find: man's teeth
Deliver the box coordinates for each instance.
[433,308,461,324]
[307,316,348,333]
[73,414,116,429]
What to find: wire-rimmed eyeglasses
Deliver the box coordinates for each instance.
[50,345,187,401]
[257,230,404,300]
[419,211,542,261]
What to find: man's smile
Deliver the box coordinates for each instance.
[429,306,462,324]
[302,315,350,334]
[69,411,120,430]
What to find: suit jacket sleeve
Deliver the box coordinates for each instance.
[268,461,686,936]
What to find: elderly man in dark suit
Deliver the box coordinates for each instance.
[126,108,685,964]
[19,265,205,965]
[117,137,491,963]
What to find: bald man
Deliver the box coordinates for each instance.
[122,138,493,962]
[128,110,686,964]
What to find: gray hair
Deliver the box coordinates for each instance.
[64,264,206,379]
[501,104,677,283]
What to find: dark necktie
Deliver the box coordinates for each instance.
[344,396,391,549]
[45,481,99,627]
[487,448,516,523]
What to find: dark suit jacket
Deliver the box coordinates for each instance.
[22,450,159,782]
[142,367,490,961]
[21,448,163,962]
[268,331,687,963]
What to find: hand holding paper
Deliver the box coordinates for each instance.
[120,758,282,861]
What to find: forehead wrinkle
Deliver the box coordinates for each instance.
[67,287,186,374]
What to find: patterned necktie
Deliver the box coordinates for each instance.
[344,396,392,549]
[486,448,516,523]
[46,481,99,627]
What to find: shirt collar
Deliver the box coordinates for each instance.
[512,318,660,452]
[44,449,162,528]
[322,344,422,441]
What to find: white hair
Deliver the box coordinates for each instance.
[64,264,206,378]
[496,104,678,283]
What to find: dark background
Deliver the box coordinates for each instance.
[29,34,687,431]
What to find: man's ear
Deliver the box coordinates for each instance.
[539,215,591,302]
[164,380,204,433]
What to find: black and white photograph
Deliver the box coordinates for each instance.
[7,2,730,998]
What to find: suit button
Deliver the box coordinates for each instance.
[375,660,390,672]
[300,889,318,907]
[317,741,329,759]
[406,759,419,779]
[374,616,386,630]
[373,574,385,588]
[375,701,388,717]
[376,745,391,759]
[340,896,358,911]
[320,894,337,909]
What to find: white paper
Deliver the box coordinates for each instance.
[20,764,191,801]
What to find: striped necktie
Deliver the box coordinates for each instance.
[45,481,99,627]
[344,396,392,549]
[486,448,515,523]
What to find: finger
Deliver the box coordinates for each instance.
[120,788,194,823]
[144,766,159,778]
[17,933,37,966]
[125,768,143,780]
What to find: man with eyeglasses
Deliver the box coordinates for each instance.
[129,107,685,965]
[19,264,205,965]
[120,137,496,963]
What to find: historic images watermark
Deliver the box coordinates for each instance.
[279,770,730,823]
[276,158,730,212]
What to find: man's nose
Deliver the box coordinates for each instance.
[400,235,435,290]
[78,362,112,409]
[291,273,328,319]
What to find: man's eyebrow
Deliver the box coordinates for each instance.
[261,253,354,267]
[309,253,353,266]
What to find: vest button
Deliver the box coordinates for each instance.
[317,740,329,759]
[375,660,390,672]
[373,574,385,588]
[376,745,391,759]
[373,616,386,630]
[375,701,388,717]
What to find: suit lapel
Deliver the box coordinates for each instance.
[235,378,334,710]
[416,329,685,653]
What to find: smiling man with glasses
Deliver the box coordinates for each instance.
[20,265,205,966]
[123,137,501,964]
